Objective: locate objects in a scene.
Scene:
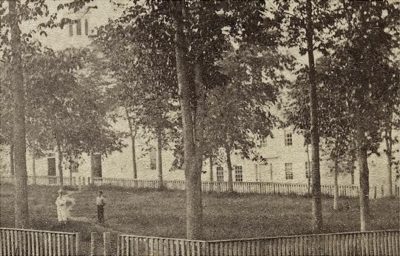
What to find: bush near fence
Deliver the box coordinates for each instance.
[1,175,399,199]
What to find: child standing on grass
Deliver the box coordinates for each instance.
[56,189,74,225]
[56,189,67,224]
[96,191,106,224]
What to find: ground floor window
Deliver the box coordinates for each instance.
[235,165,243,182]
[285,163,293,180]
[216,167,224,182]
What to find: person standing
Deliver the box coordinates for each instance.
[64,192,75,221]
[96,191,106,224]
[56,189,67,225]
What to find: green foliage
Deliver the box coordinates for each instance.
[205,44,291,161]
[0,45,124,160]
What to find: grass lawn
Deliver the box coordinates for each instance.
[1,184,399,249]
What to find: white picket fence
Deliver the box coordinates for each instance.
[117,230,400,256]
[1,175,399,198]
[0,228,80,256]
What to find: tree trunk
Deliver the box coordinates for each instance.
[157,129,164,190]
[306,0,323,232]
[209,156,214,182]
[10,0,29,228]
[69,166,73,186]
[131,135,138,179]
[32,152,36,185]
[356,123,370,231]
[56,140,64,187]
[350,168,355,185]
[333,157,339,210]
[173,0,203,239]
[350,143,356,185]
[225,144,233,193]
[125,108,138,179]
[306,144,311,195]
[384,128,393,197]
[10,144,15,176]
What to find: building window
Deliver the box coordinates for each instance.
[48,158,56,176]
[69,23,73,36]
[216,167,224,182]
[76,19,82,35]
[285,163,293,180]
[70,161,79,173]
[149,149,156,170]
[85,19,89,35]
[234,165,243,182]
[284,132,293,146]
[305,161,311,178]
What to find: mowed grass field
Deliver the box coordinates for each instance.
[1,183,399,241]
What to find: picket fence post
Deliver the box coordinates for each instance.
[104,232,111,256]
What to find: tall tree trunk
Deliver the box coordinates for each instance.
[56,140,64,187]
[209,156,214,182]
[10,144,15,175]
[125,108,138,179]
[32,152,36,185]
[384,128,393,197]
[10,0,29,228]
[306,0,322,232]
[333,157,339,210]
[69,166,73,186]
[173,0,203,239]
[350,168,354,185]
[157,129,164,190]
[356,123,370,231]
[131,134,138,179]
[306,144,311,195]
[349,143,356,185]
[225,144,233,193]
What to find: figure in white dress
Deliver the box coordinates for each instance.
[55,189,75,224]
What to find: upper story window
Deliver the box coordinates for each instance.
[76,19,82,35]
[68,19,87,37]
[234,165,243,182]
[216,167,224,182]
[85,19,89,35]
[285,163,293,180]
[284,131,293,146]
[69,23,73,36]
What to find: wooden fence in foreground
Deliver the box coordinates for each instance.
[0,228,80,256]
[1,175,399,198]
[117,230,400,256]
[0,228,398,256]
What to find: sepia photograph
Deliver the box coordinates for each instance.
[0,0,399,255]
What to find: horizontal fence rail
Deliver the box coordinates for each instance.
[118,230,400,256]
[0,227,80,256]
[1,175,399,198]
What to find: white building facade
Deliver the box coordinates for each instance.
[1,0,399,189]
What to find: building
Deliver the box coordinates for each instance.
[1,0,399,189]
